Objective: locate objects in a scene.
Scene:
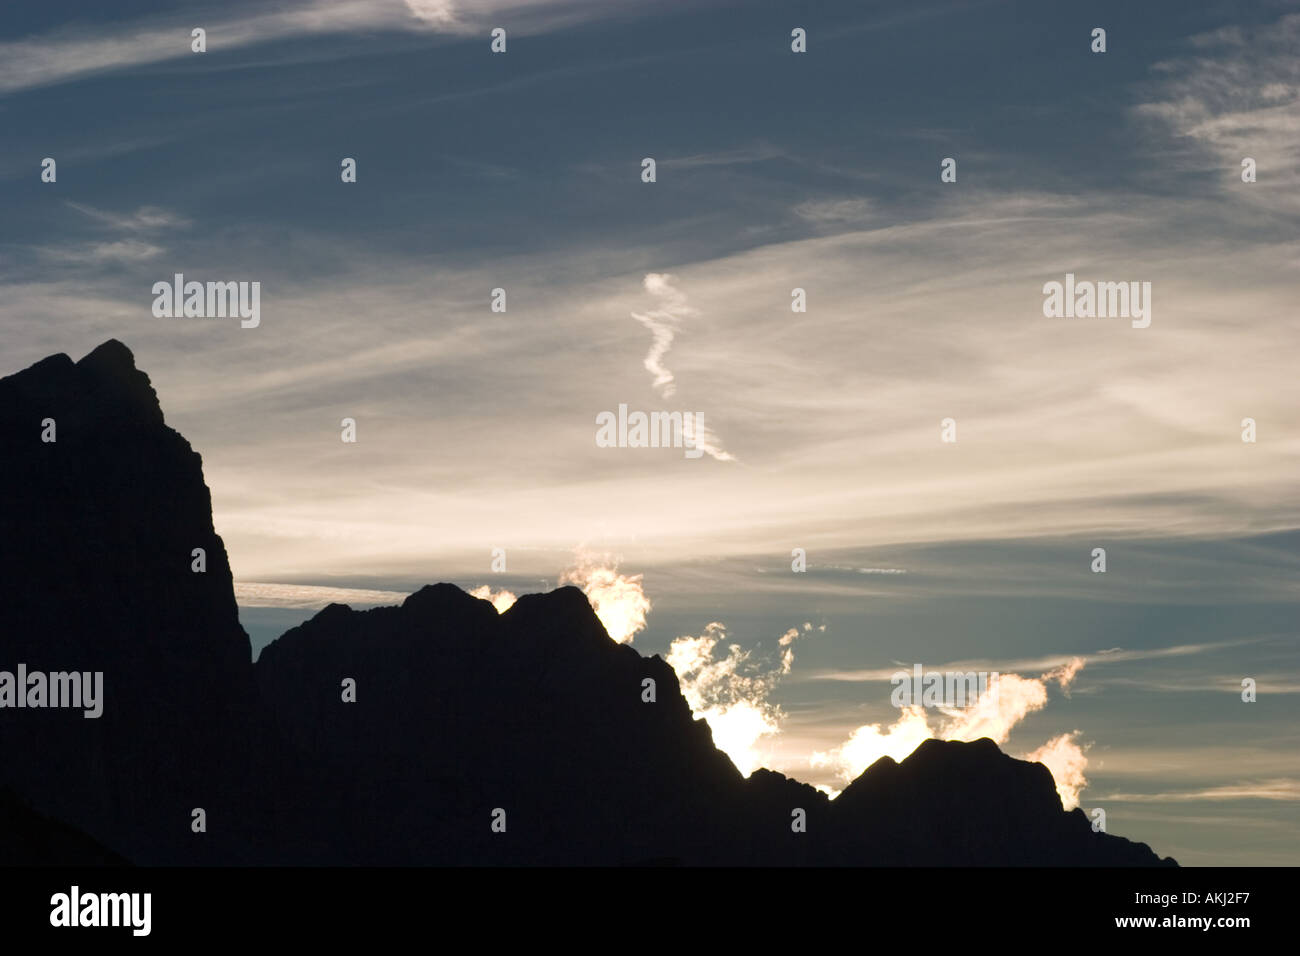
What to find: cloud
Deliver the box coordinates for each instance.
[14,159,1291,582]
[468,584,517,613]
[558,553,650,644]
[820,564,908,575]
[793,197,874,224]
[0,0,634,95]
[65,202,190,232]
[0,2,401,95]
[630,272,695,399]
[683,409,736,463]
[32,203,190,268]
[6,7,1295,612]
[1042,656,1086,693]
[660,145,785,170]
[1022,732,1090,810]
[808,641,1246,683]
[665,621,811,776]
[811,659,1090,807]
[37,240,165,264]
[809,706,935,781]
[233,581,409,608]
[937,672,1050,741]
[626,274,737,461]
[403,0,459,26]
[1097,675,1300,694]
[1097,780,1300,802]
[1133,12,1300,212]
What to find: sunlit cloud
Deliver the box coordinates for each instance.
[811,659,1090,806]
[1042,656,1086,693]
[810,706,935,780]
[1022,732,1090,810]
[468,584,517,613]
[938,672,1050,741]
[666,621,812,776]
[558,553,650,644]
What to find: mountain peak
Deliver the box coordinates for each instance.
[75,339,164,425]
[402,582,496,621]
[0,339,255,864]
[77,337,136,371]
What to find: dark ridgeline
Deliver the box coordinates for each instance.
[0,342,1176,867]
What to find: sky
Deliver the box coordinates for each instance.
[2,0,1298,865]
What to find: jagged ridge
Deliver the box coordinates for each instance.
[0,342,1176,866]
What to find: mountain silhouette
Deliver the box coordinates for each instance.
[0,342,1175,866]
[0,786,127,866]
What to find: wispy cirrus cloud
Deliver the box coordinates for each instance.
[804,639,1258,683]
[684,410,736,463]
[1097,780,1300,802]
[31,202,189,268]
[36,239,165,265]
[630,272,693,399]
[234,581,409,609]
[65,202,190,232]
[793,197,874,225]
[628,272,736,462]
[660,145,786,170]
[0,1,405,95]
[0,0,663,95]
[1133,12,1300,213]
